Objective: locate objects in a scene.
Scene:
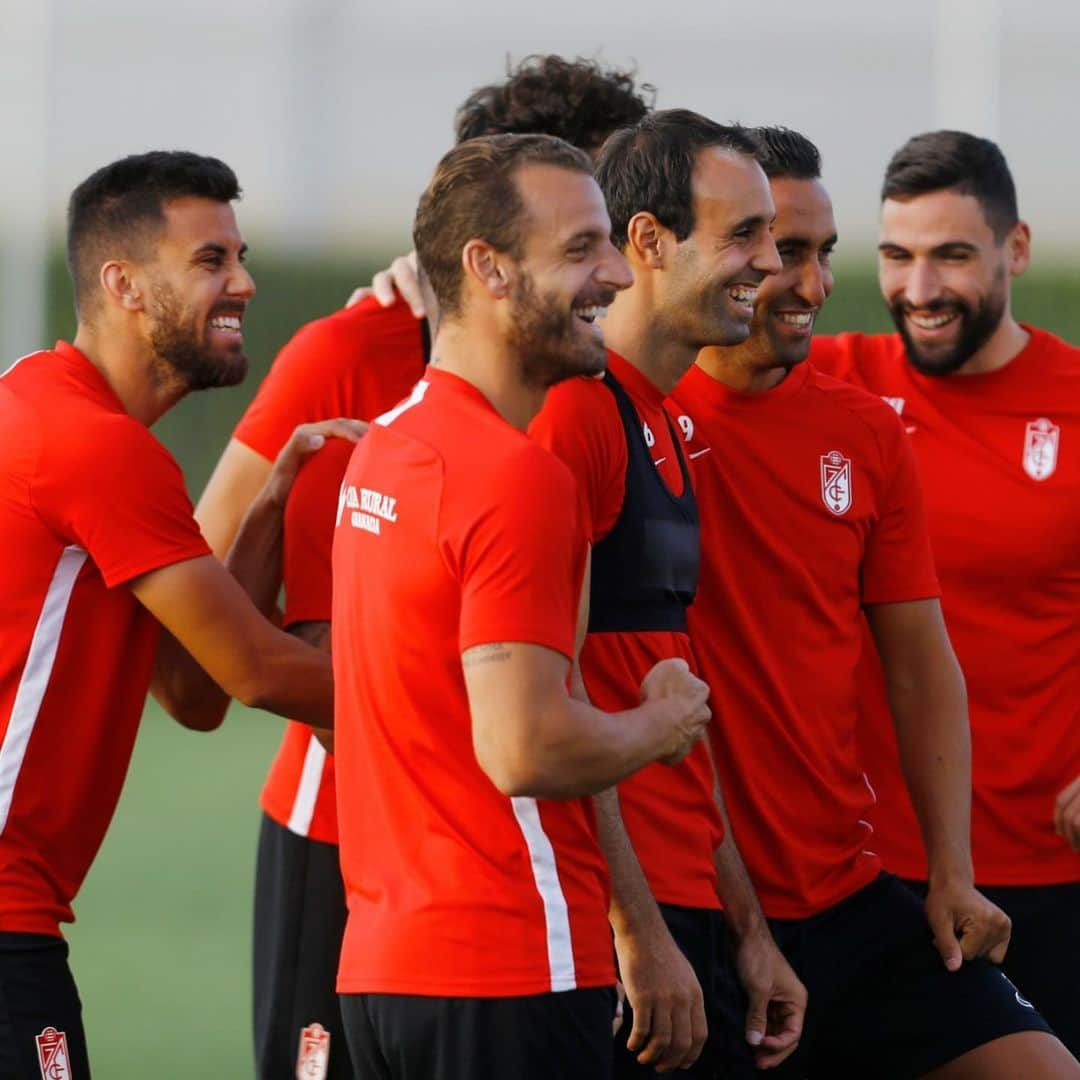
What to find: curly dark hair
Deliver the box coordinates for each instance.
[453,54,654,153]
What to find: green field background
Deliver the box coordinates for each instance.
[44,254,1079,1077]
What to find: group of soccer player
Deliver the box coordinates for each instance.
[1,53,1078,1080]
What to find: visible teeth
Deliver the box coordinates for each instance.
[727,285,757,305]
[908,311,956,330]
[573,305,607,322]
[210,316,242,330]
[777,312,814,328]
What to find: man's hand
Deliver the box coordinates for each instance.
[346,251,425,316]
[639,658,711,765]
[1054,775,1080,850]
[263,419,367,507]
[615,920,707,1073]
[733,928,806,1069]
[924,878,1011,971]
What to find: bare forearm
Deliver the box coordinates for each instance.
[513,695,682,798]
[888,672,973,883]
[225,489,286,616]
[710,757,768,938]
[594,787,667,937]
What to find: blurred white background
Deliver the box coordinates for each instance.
[1,0,1076,354]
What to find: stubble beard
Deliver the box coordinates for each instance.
[148,282,249,391]
[507,271,607,390]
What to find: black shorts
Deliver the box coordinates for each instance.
[0,932,91,1079]
[614,903,717,1078]
[713,873,1052,1079]
[252,813,350,1079]
[902,876,1080,1059]
[341,986,616,1080]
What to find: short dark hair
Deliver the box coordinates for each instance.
[881,130,1018,241]
[594,109,758,249]
[67,150,241,314]
[454,54,654,152]
[413,134,593,318]
[749,126,822,181]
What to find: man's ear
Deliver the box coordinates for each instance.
[625,212,669,269]
[100,260,146,312]
[461,240,509,300]
[1007,220,1031,278]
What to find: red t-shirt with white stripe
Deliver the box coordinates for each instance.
[0,343,210,936]
[234,297,427,844]
[332,369,613,996]
[811,329,1080,885]
[668,361,940,918]
[529,352,723,911]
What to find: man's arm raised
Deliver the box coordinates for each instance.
[142,420,363,732]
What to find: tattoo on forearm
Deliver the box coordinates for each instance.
[462,643,511,668]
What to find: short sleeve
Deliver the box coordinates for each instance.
[861,416,940,605]
[234,318,348,462]
[528,378,626,543]
[456,449,587,660]
[282,437,355,627]
[34,418,209,588]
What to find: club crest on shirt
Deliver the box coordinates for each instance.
[820,450,853,515]
[1022,418,1060,481]
[35,1027,71,1080]
[296,1022,330,1080]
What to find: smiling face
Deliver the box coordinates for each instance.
[878,189,1025,376]
[660,148,780,349]
[139,196,255,389]
[745,176,837,369]
[503,163,633,386]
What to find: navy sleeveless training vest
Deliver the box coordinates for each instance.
[587,370,700,634]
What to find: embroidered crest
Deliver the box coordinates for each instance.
[820,450,853,515]
[35,1027,71,1080]
[296,1023,331,1080]
[1022,418,1059,481]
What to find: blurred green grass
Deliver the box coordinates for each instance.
[65,702,279,1076]
[41,253,1080,1077]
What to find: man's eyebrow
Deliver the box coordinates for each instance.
[191,241,248,259]
[930,241,978,256]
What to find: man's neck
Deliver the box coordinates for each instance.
[952,313,1030,376]
[430,322,546,431]
[695,344,790,394]
[601,291,697,397]
[72,323,188,426]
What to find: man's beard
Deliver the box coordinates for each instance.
[506,271,609,389]
[148,283,248,391]
[890,272,1007,377]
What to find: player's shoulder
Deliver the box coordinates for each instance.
[277,295,423,371]
[810,331,906,375]
[1025,325,1080,373]
[804,366,909,448]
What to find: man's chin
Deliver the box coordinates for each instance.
[183,352,250,390]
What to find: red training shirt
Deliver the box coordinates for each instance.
[530,351,723,911]
[668,360,940,918]
[332,368,613,996]
[234,297,427,844]
[0,343,210,936]
[812,327,1080,886]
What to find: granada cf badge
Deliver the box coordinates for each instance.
[1023,418,1060,481]
[820,450,852,515]
[35,1027,71,1080]
[296,1022,330,1080]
